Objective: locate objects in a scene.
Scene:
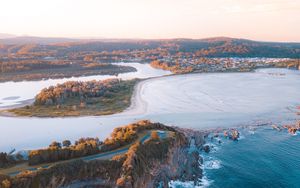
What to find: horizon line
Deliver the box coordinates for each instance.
[1,34,300,43]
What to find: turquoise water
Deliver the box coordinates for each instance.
[203,127,300,188]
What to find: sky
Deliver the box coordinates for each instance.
[0,0,300,42]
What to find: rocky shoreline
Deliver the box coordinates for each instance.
[1,119,299,187]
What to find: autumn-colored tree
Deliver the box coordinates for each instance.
[49,141,61,148]
[1,179,11,188]
[150,131,159,140]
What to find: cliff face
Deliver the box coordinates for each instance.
[156,128,205,187]
[116,130,204,188]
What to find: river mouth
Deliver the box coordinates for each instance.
[0,65,300,187]
[0,67,299,153]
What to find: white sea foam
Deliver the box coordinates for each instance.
[238,134,246,140]
[168,176,212,188]
[291,131,298,136]
[204,158,222,170]
[207,143,219,153]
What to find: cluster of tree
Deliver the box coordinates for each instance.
[0,60,71,73]
[28,120,176,165]
[34,79,127,106]
[0,152,25,169]
[150,60,194,73]
[1,159,124,188]
[0,153,15,168]
[101,120,176,152]
[0,174,11,188]
[177,38,300,58]
[28,137,101,165]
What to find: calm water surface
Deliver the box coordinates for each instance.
[1,64,300,187]
[0,67,300,152]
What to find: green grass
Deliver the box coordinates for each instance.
[9,80,137,117]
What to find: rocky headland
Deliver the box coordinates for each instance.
[0,120,206,188]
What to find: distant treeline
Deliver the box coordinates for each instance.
[1,37,299,58]
[0,60,70,73]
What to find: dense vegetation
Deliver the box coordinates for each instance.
[9,78,137,117]
[27,120,176,165]
[102,120,177,152]
[150,60,194,73]
[176,38,300,58]
[0,159,124,188]
[28,138,101,165]
[0,153,16,169]
[0,120,192,188]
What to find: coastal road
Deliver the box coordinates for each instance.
[0,130,167,177]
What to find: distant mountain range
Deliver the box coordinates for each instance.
[0,34,81,44]
[0,35,299,58]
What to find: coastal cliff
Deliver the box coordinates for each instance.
[0,121,205,188]
[116,129,203,188]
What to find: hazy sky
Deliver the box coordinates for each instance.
[1,0,300,41]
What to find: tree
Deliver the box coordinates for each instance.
[150,131,159,140]
[49,141,61,148]
[62,140,71,147]
[1,179,11,188]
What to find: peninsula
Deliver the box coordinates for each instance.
[7,79,137,117]
[0,120,205,188]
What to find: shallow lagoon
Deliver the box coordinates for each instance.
[0,62,170,107]
[0,66,300,153]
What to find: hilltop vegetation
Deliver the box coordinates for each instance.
[8,78,137,117]
[0,120,202,188]
[176,37,300,57]
[27,120,177,165]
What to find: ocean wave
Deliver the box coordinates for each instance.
[204,158,222,170]
[290,131,298,136]
[168,176,212,188]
